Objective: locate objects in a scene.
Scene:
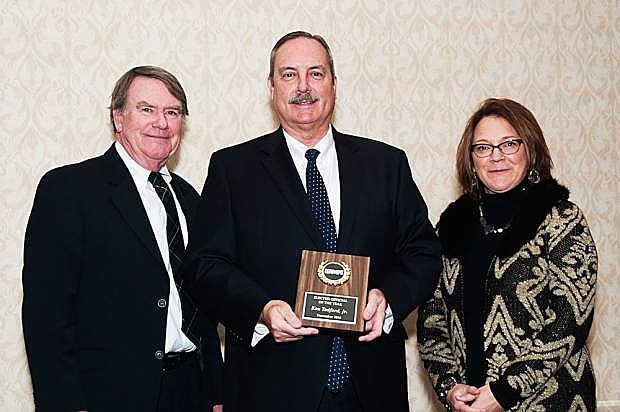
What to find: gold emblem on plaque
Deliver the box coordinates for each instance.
[317,260,351,286]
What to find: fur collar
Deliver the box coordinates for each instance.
[438,179,569,259]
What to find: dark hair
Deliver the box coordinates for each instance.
[456,98,553,194]
[268,31,335,83]
[109,66,188,133]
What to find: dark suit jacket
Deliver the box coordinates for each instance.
[186,128,441,412]
[22,146,223,412]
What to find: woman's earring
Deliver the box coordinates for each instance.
[528,169,540,184]
[471,173,479,194]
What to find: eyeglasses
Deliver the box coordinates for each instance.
[471,139,523,158]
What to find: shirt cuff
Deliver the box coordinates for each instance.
[251,322,269,347]
[383,304,394,334]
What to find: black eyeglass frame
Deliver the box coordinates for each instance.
[470,138,524,158]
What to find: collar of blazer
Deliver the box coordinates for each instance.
[102,145,168,270]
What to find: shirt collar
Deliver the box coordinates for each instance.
[114,142,172,187]
[283,125,335,160]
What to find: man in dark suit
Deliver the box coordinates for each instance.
[22,66,223,412]
[185,32,442,412]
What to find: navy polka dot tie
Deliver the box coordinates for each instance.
[305,149,350,392]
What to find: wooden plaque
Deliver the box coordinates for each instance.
[294,250,370,332]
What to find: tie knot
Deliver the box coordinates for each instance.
[148,171,165,187]
[305,148,320,162]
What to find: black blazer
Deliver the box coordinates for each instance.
[186,128,441,412]
[22,146,223,412]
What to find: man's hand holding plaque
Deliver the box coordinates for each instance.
[260,300,319,343]
[294,250,370,332]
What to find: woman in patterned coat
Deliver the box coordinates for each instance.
[417,98,597,411]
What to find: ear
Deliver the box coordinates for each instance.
[112,109,124,133]
[267,77,274,99]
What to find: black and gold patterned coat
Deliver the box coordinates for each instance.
[417,180,597,411]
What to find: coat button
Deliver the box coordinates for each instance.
[155,350,164,360]
[158,298,167,308]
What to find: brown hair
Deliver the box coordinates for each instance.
[456,98,553,194]
[109,66,188,133]
[268,31,336,83]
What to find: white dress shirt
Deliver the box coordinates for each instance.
[115,142,195,353]
[251,127,393,347]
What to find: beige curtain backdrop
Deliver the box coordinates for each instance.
[1,0,618,410]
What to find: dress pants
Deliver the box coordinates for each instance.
[156,353,203,412]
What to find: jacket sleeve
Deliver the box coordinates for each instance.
[199,316,224,408]
[376,150,442,323]
[185,152,271,345]
[417,255,465,394]
[490,202,597,409]
[21,170,87,411]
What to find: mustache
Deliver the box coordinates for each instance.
[288,92,319,104]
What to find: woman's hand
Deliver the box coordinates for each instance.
[469,384,503,412]
[447,383,483,411]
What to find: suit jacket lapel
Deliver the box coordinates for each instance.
[259,129,325,249]
[103,146,166,269]
[334,129,362,252]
